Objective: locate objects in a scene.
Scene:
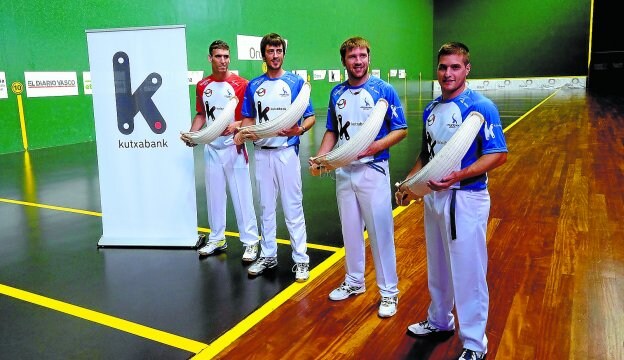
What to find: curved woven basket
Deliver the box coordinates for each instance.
[311,98,388,171]
[180,96,238,145]
[397,111,485,196]
[238,82,312,139]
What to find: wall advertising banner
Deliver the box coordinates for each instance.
[329,70,341,83]
[24,71,79,97]
[83,71,92,94]
[0,72,7,99]
[86,25,199,247]
[187,71,204,85]
[236,34,287,61]
[433,76,587,92]
[236,35,264,61]
[313,70,326,80]
[294,70,308,81]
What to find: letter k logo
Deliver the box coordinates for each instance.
[113,51,166,134]
[257,101,269,123]
[484,121,495,140]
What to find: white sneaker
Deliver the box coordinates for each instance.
[242,243,258,262]
[378,295,398,318]
[198,239,227,256]
[247,257,278,275]
[458,348,486,360]
[292,263,309,282]
[407,320,455,337]
[328,282,365,301]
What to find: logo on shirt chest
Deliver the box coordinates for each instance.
[360,97,372,110]
[205,101,216,120]
[337,114,350,140]
[447,113,461,129]
[427,113,436,126]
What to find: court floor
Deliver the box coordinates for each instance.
[0,88,556,359]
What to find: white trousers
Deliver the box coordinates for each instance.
[424,189,490,353]
[254,147,308,263]
[205,144,259,245]
[335,161,398,297]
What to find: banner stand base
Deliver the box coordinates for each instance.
[97,234,206,250]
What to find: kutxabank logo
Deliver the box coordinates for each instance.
[113,51,166,135]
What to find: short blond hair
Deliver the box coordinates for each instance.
[438,42,470,65]
[340,37,370,61]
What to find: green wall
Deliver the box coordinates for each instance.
[0,0,433,154]
[434,0,591,79]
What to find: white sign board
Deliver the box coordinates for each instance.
[188,70,204,85]
[313,70,326,80]
[237,35,264,61]
[86,25,199,247]
[24,71,79,97]
[294,70,308,81]
[0,72,7,99]
[236,34,287,61]
[83,71,92,94]
[329,70,341,83]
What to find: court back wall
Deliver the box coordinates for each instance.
[433,0,591,79]
[0,0,433,154]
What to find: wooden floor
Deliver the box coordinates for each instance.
[209,89,624,360]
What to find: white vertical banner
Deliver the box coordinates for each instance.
[86,25,199,247]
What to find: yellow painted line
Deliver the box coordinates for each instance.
[276,238,341,252]
[0,283,207,353]
[197,227,341,252]
[300,241,342,252]
[392,201,414,216]
[503,89,559,133]
[0,198,101,217]
[588,0,594,70]
[17,94,28,150]
[192,247,346,359]
[1,199,340,253]
[23,151,36,204]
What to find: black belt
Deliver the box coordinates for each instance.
[255,144,299,155]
